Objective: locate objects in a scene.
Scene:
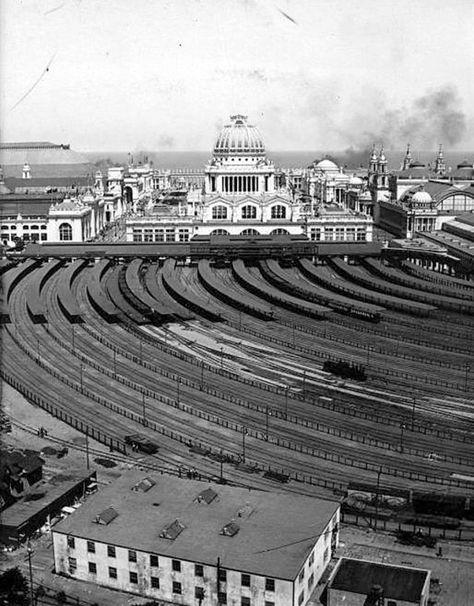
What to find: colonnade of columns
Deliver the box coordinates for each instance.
[222,175,259,194]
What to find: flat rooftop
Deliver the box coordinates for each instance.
[1,472,95,529]
[329,557,430,602]
[53,471,339,580]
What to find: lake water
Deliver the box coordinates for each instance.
[84,150,474,172]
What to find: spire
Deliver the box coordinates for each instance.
[369,144,378,174]
[402,143,412,170]
[434,143,446,174]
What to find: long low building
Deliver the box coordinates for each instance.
[1,471,96,546]
[52,472,340,606]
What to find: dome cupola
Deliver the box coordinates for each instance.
[214,115,265,157]
[411,189,432,205]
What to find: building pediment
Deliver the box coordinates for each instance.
[260,195,293,207]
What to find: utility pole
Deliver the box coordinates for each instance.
[177,377,180,403]
[139,339,143,364]
[242,427,248,463]
[142,394,147,426]
[201,360,204,387]
[113,349,117,378]
[265,405,270,441]
[80,362,83,394]
[411,397,416,431]
[284,385,289,420]
[400,423,406,453]
[72,325,75,354]
[85,428,90,470]
[374,467,382,532]
[26,541,34,606]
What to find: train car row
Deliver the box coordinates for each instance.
[261,258,383,323]
[362,257,473,302]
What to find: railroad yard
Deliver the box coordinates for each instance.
[1,251,474,516]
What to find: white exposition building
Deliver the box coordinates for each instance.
[126,115,373,244]
[53,472,340,606]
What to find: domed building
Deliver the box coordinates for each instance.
[204,115,275,196]
[379,182,474,238]
[126,115,373,243]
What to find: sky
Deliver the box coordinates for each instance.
[1,0,474,152]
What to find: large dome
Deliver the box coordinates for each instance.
[314,159,339,171]
[214,115,265,156]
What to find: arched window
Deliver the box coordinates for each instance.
[271,228,289,235]
[209,229,230,236]
[210,229,230,236]
[59,223,72,241]
[211,205,228,220]
[240,229,260,236]
[271,205,286,219]
[241,205,257,219]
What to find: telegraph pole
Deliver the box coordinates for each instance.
[26,542,34,606]
[142,394,147,426]
[242,427,248,463]
[400,423,406,453]
[374,467,382,532]
[85,428,90,470]
[284,385,289,420]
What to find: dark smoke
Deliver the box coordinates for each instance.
[341,85,466,152]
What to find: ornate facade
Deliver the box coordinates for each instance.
[127,115,373,243]
[370,145,474,238]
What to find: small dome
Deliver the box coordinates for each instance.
[409,160,425,169]
[350,176,363,185]
[214,115,265,156]
[412,190,432,204]
[315,159,338,171]
[457,160,472,169]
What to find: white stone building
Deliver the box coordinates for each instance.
[53,472,340,606]
[0,166,124,245]
[127,115,373,243]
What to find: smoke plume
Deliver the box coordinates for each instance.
[341,85,466,152]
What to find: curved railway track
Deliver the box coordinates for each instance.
[2,257,473,502]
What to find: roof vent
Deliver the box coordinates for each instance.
[236,502,254,518]
[131,477,156,492]
[220,521,240,537]
[94,507,118,525]
[195,488,217,504]
[160,519,186,540]
[363,585,384,606]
